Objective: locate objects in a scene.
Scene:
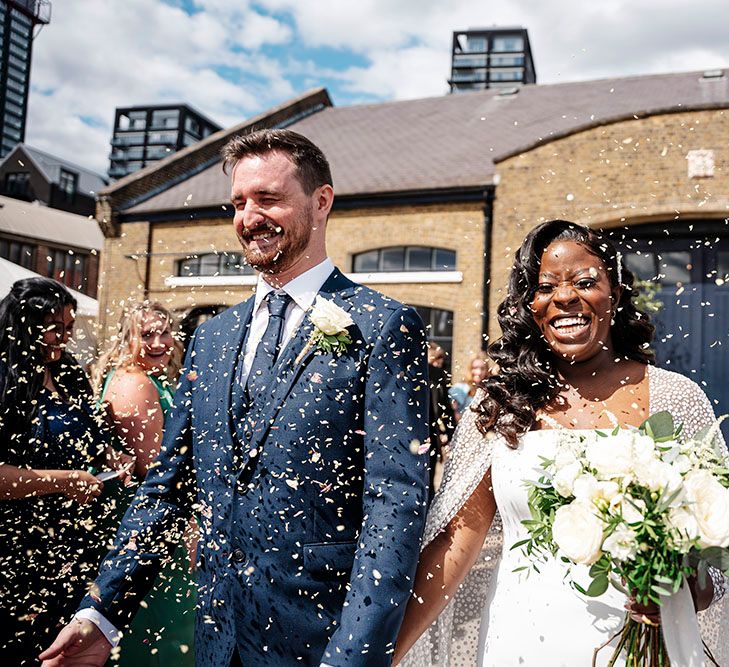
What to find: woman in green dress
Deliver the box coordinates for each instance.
[93,301,195,666]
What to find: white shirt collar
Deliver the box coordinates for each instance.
[253,257,335,313]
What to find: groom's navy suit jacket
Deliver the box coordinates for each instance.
[80,269,430,666]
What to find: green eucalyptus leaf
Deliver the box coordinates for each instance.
[640,411,674,439]
[585,574,609,597]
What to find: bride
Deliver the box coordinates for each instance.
[394,220,728,666]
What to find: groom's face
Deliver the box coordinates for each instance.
[231,150,318,274]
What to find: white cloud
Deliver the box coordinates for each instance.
[26,0,296,173]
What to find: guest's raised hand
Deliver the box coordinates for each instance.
[38,619,111,666]
[60,470,103,504]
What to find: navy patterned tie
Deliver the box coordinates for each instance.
[246,291,292,409]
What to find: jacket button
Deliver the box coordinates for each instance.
[232,548,245,563]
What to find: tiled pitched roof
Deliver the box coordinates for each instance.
[0,144,107,196]
[120,69,729,215]
[0,195,104,250]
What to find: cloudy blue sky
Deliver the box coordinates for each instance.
[25,0,729,175]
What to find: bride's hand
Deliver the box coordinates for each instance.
[625,596,661,626]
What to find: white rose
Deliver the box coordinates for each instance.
[672,454,692,475]
[585,432,634,480]
[572,474,619,505]
[685,470,729,548]
[603,524,638,562]
[309,297,354,335]
[552,501,604,565]
[620,496,646,525]
[632,434,656,464]
[666,506,700,552]
[633,458,682,494]
[553,461,582,498]
[554,444,578,469]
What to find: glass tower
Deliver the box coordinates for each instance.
[0,0,50,158]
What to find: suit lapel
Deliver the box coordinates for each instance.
[223,297,255,447]
[245,269,357,456]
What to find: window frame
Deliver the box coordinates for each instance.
[352,246,457,273]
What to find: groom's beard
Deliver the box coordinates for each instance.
[239,205,313,274]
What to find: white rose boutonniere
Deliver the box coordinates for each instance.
[295,296,354,364]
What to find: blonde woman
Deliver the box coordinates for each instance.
[94,301,195,665]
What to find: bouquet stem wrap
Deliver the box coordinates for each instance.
[660,577,705,667]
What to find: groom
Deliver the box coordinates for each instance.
[40,129,430,666]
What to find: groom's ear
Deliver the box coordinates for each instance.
[313,184,334,220]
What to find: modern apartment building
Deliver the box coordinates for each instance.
[108,103,221,180]
[0,0,51,158]
[449,27,536,93]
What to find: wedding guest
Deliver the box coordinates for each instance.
[0,277,116,664]
[448,351,495,420]
[394,220,728,665]
[92,301,195,665]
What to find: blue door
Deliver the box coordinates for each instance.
[610,223,729,437]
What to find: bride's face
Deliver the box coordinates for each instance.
[529,240,618,365]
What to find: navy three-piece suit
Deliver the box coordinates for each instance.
[80,269,430,666]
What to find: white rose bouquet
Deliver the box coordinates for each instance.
[515,411,729,666]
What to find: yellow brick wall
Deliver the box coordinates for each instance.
[489,108,729,340]
[98,203,487,377]
[97,221,150,342]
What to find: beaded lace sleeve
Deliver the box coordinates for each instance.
[402,391,499,667]
[648,366,729,665]
[420,389,494,548]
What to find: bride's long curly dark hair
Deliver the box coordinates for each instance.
[475,220,655,446]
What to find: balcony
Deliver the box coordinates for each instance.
[7,0,51,24]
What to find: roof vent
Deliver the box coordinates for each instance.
[702,69,724,80]
[498,86,520,96]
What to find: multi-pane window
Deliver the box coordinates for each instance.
[178,252,256,277]
[352,246,456,273]
[623,251,692,286]
[147,130,177,145]
[490,69,524,82]
[0,238,35,270]
[414,306,455,366]
[151,109,179,129]
[5,76,24,94]
[47,249,87,291]
[145,145,172,160]
[492,36,524,52]
[58,169,78,201]
[4,171,29,197]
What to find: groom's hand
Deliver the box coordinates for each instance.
[39,619,112,666]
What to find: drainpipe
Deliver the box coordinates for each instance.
[481,186,495,350]
[144,223,153,298]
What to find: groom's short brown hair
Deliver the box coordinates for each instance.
[221,128,333,195]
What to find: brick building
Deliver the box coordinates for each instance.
[95,70,729,408]
[0,193,103,296]
[0,143,107,216]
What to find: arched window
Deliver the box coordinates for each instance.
[178,251,255,277]
[352,246,456,273]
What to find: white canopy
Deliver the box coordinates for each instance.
[0,257,98,317]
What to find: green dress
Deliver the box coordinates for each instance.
[97,370,195,666]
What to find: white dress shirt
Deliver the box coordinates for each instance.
[240,257,335,384]
[75,258,336,653]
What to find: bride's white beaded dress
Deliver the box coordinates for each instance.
[404,365,729,666]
